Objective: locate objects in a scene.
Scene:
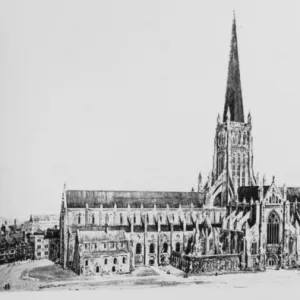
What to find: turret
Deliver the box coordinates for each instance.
[248,111,252,125]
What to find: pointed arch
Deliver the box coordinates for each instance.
[232,131,237,145]
[243,132,247,144]
[251,239,257,255]
[105,213,109,225]
[92,214,95,224]
[149,243,155,254]
[218,132,222,146]
[238,131,242,144]
[221,130,226,145]
[232,153,236,177]
[267,210,280,244]
[136,243,142,254]
[175,242,181,253]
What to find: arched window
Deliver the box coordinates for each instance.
[242,155,246,186]
[209,239,214,251]
[243,132,247,144]
[96,266,99,273]
[163,243,168,253]
[134,214,136,224]
[238,131,242,144]
[114,258,118,264]
[136,243,142,254]
[251,241,257,255]
[92,214,95,224]
[85,259,88,266]
[112,266,116,272]
[105,214,109,225]
[175,242,180,253]
[232,131,237,145]
[104,258,108,265]
[289,238,294,254]
[149,243,155,254]
[218,153,223,176]
[232,155,236,176]
[78,213,81,224]
[120,214,123,225]
[147,214,149,223]
[222,132,225,145]
[218,133,222,146]
[122,257,126,264]
[267,211,280,244]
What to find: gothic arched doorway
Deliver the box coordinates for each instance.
[267,211,280,245]
[267,255,277,268]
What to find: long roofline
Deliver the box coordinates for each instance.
[66,189,205,193]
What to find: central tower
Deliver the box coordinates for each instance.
[207,15,256,207]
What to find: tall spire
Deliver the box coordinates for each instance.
[223,13,244,123]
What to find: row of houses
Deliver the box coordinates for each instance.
[0,232,34,264]
[0,214,60,265]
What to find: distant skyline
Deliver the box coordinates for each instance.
[1,0,300,219]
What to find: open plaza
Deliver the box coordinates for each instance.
[1,259,300,292]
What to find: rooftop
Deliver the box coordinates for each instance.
[78,230,128,243]
[66,190,205,209]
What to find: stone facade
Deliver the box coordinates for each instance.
[60,197,227,271]
[22,215,59,233]
[73,230,130,275]
[59,15,300,275]
[33,231,50,260]
[0,232,34,264]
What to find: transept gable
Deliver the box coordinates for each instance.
[263,182,284,205]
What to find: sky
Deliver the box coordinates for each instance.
[1,0,300,220]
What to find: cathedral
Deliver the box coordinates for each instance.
[60,16,300,276]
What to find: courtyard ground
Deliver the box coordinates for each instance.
[1,259,300,292]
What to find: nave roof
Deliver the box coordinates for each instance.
[66,190,205,209]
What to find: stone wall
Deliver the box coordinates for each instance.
[171,252,241,274]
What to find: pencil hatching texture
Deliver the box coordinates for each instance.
[58,16,300,277]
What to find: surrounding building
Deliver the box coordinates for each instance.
[46,228,60,262]
[73,229,130,275]
[22,214,59,233]
[0,232,34,264]
[32,227,60,261]
[33,229,50,260]
[59,15,300,275]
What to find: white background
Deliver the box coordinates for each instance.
[1,0,300,219]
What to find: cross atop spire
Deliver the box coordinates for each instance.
[223,13,244,123]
